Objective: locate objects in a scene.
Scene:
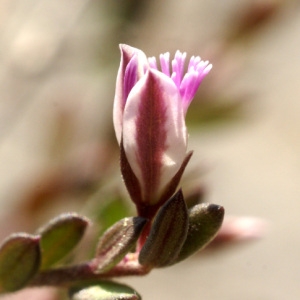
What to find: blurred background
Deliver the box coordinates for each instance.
[0,0,300,299]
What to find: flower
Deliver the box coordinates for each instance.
[113,44,211,218]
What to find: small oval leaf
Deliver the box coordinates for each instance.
[138,189,189,268]
[69,281,141,300]
[37,213,90,269]
[175,203,224,263]
[0,233,41,292]
[94,217,147,273]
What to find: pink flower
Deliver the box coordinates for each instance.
[113,44,211,218]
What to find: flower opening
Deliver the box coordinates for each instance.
[149,51,212,113]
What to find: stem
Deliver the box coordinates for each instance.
[29,261,151,288]
[137,220,151,252]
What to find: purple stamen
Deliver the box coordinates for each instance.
[148,50,212,111]
[171,51,187,88]
[159,52,170,77]
[148,56,158,69]
[188,56,201,71]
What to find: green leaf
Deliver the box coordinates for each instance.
[138,189,189,268]
[94,217,147,273]
[175,203,224,263]
[0,233,41,292]
[69,281,141,300]
[37,213,90,269]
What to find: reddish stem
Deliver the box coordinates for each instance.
[29,260,151,288]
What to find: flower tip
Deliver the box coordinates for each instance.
[119,44,138,57]
[205,63,213,74]
[148,56,157,69]
[119,43,127,50]
[160,52,170,59]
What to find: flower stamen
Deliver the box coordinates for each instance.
[159,52,170,77]
[148,56,157,69]
[148,50,211,112]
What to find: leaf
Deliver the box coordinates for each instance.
[69,281,141,300]
[37,213,90,269]
[138,189,189,268]
[0,233,41,292]
[94,217,147,272]
[175,203,224,263]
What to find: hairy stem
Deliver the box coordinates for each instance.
[29,261,150,288]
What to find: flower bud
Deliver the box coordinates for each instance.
[114,45,211,218]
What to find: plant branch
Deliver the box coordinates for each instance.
[29,260,151,288]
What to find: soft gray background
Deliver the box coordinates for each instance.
[0,0,299,299]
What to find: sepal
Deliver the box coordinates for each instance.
[120,139,142,209]
[138,189,188,268]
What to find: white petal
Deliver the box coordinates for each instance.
[122,69,187,203]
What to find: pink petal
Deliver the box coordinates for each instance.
[122,69,187,204]
[113,44,148,144]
